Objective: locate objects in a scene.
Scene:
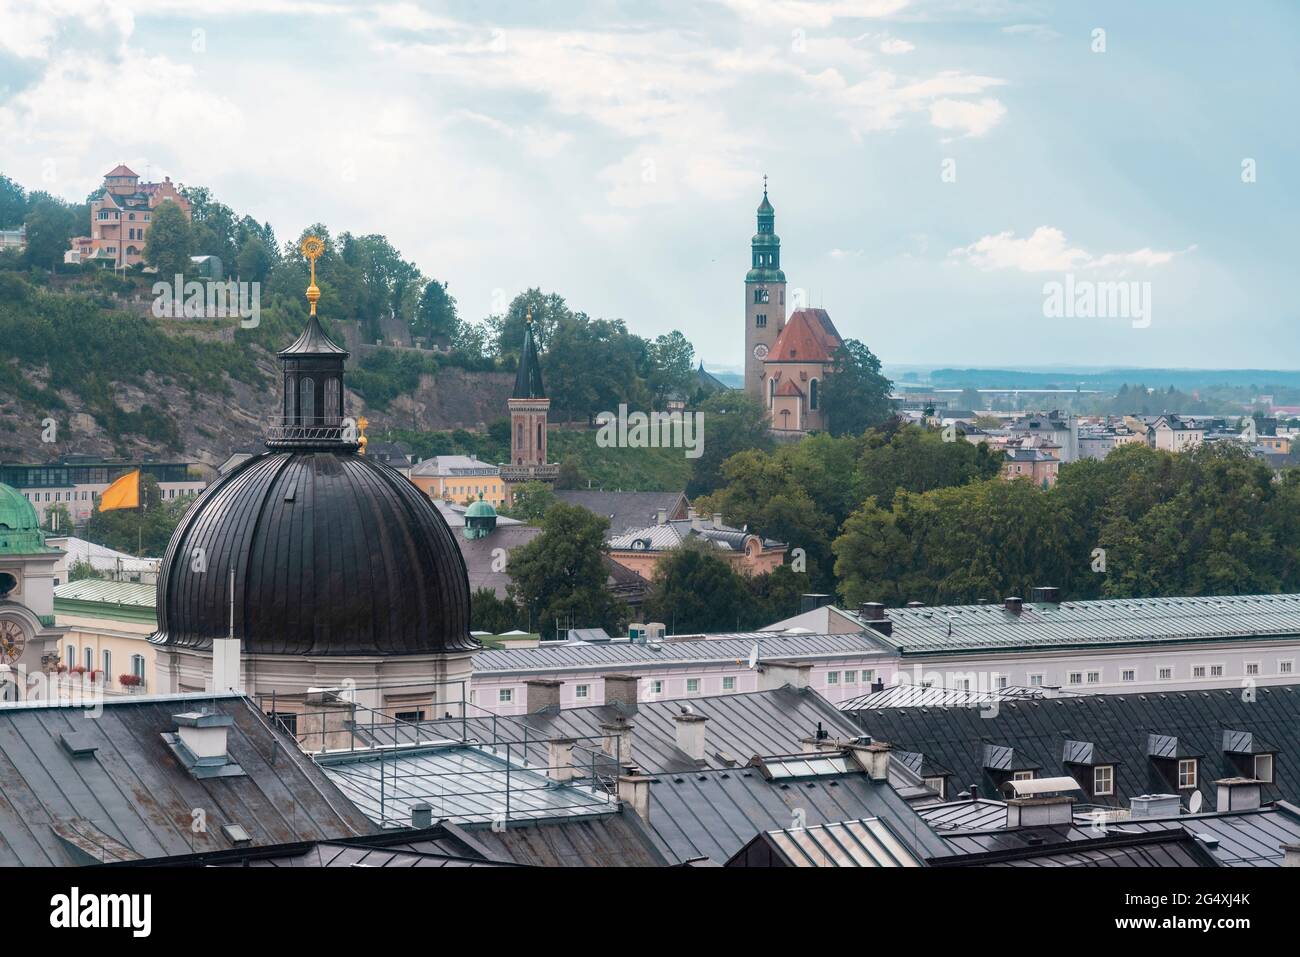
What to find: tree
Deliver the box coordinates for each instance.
[144,200,192,277]
[22,197,77,270]
[822,338,893,437]
[235,233,273,283]
[41,503,72,535]
[0,174,26,229]
[500,482,556,522]
[68,559,103,582]
[470,587,524,634]
[492,289,571,356]
[857,425,1003,502]
[506,503,626,637]
[555,457,587,490]
[645,331,695,408]
[84,475,188,556]
[642,542,752,633]
[414,278,459,343]
[686,391,773,496]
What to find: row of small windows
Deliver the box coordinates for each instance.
[494,674,747,704]
[95,211,150,221]
[62,646,145,682]
[1041,660,1296,686]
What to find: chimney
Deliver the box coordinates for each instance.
[1004,596,1023,614]
[300,688,357,752]
[858,602,892,636]
[617,774,653,824]
[600,717,635,765]
[969,785,980,802]
[674,712,709,762]
[525,679,562,714]
[1031,586,1060,603]
[166,710,242,777]
[757,659,813,691]
[1215,777,1262,813]
[686,506,699,528]
[656,507,668,525]
[212,637,242,692]
[712,512,724,528]
[846,740,891,781]
[1007,793,1074,828]
[1129,794,1182,819]
[906,601,924,608]
[410,803,433,829]
[1282,843,1300,867]
[871,677,885,693]
[603,673,639,710]
[547,738,576,783]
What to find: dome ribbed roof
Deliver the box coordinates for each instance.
[153,451,477,656]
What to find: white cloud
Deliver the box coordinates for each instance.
[1002,23,1062,41]
[928,97,1007,137]
[879,37,915,55]
[949,226,1193,273]
[715,0,912,28]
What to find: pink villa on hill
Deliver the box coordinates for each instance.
[67,165,192,269]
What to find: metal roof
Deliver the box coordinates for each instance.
[0,694,375,866]
[853,593,1300,655]
[642,763,948,865]
[472,632,887,675]
[838,683,1046,711]
[850,684,1300,812]
[1119,802,1300,867]
[460,809,668,867]
[53,578,155,607]
[316,743,617,828]
[735,817,925,867]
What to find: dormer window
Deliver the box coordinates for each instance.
[1012,770,1034,782]
[923,776,946,798]
[1093,765,1114,796]
[1177,758,1198,789]
[1255,754,1274,783]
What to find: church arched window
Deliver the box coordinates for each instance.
[810,378,819,410]
[300,377,315,422]
[324,377,340,423]
[537,422,544,451]
[516,422,524,448]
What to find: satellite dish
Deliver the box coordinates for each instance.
[747,643,760,670]
[1188,791,1203,814]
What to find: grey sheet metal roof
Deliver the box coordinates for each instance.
[473,632,886,675]
[213,841,506,867]
[1119,802,1300,867]
[642,762,948,864]
[0,693,375,866]
[853,593,1300,655]
[316,743,617,828]
[460,809,669,866]
[849,684,1300,812]
[554,490,687,538]
[917,799,1016,831]
[980,832,1214,867]
[735,817,925,867]
[837,684,1046,711]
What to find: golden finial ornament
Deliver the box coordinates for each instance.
[300,235,325,315]
[357,415,369,455]
[525,306,533,325]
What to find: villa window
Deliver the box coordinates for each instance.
[1177,758,1197,789]
[498,688,513,704]
[1094,765,1115,796]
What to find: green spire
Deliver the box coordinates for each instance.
[512,310,546,399]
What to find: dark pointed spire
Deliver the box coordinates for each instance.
[512,309,545,399]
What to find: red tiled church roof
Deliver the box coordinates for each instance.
[105,165,138,178]
[767,308,843,363]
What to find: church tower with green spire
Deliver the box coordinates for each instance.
[745,177,787,403]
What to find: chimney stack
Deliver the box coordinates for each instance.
[600,717,635,765]
[757,659,813,691]
[525,679,562,714]
[603,673,639,710]
[674,712,709,762]
[871,677,885,693]
[846,740,891,781]
[858,602,892,636]
[1282,843,1300,867]
[547,738,576,783]
[656,507,668,525]
[712,512,723,528]
[1004,596,1023,614]
[1215,777,1262,813]
[617,774,653,824]
[410,803,433,829]
[1030,586,1060,603]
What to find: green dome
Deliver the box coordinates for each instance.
[465,495,497,519]
[0,482,50,555]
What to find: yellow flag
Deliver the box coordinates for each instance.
[99,470,141,511]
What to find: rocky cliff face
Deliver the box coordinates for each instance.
[0,339,514,478]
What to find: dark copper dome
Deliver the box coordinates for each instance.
[153,289,477,657]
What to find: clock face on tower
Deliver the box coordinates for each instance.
[753,344,769,360]
[0,619,25,665]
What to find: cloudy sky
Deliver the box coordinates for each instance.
[2,0,1296,371]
